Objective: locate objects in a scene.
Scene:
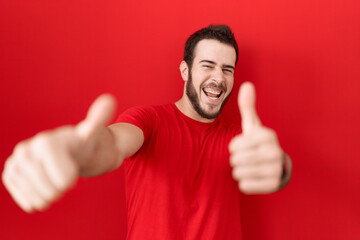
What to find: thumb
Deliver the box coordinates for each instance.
[238,82,261,134]
[76,94,116,139]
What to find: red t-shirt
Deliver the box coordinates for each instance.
[116,103,242,240]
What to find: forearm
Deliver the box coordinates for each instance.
[78,126,122,177]
[78,123,144,177]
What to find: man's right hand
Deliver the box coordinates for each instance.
[2,94,116,213]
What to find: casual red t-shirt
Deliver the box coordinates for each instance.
[116,103,242,240]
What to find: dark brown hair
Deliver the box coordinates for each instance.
[183,24,238,68]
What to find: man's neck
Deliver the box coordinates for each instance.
[175,96,216,123]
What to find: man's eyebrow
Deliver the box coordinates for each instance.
[199,60,216,65]
[223,64,235,70]
[199,60,235,70]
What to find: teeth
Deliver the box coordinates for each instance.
[204,87,221,94]
[208,96,218,100]
[203,87,222,100]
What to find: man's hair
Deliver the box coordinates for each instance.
[183,24,238,69]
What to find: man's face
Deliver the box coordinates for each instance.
[185,39,236,119]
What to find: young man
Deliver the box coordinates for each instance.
[2,25,292,239]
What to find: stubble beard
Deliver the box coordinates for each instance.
[185,72,232,119]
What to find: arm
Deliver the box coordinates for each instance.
[2,95,144,212]
[79,123,144,177]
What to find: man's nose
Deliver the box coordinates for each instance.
[211,67,225,83]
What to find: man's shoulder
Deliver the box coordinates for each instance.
[126,103,174,115]
[117,103,175,121]
[115,103,176,137]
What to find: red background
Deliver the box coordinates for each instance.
[1,0,359,239]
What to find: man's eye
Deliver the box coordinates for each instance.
[223,69,233,73]
[203,65,213,68]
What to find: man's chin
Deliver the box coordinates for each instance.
[197,105,222,119]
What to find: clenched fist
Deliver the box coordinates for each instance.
[2,94,116,212]
[229,82,291,194]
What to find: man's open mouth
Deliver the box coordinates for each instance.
[203,87,223,100]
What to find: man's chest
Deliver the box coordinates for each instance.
[133,123,235,189]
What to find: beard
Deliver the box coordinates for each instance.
[186,72,232,119]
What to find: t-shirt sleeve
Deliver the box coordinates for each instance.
[115,106,157,141]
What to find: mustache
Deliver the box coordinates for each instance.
[202,82,227,92]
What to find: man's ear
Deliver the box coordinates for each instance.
[179,61,189,82]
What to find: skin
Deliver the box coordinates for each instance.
[2,96,144,212]
[2,39,292,213]
[229,82,292,193]
[176,39,236,122]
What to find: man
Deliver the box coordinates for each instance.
[2,25,292,239]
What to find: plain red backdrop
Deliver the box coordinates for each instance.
[1,0,359,239]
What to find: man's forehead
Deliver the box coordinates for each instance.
[193,39,236,66]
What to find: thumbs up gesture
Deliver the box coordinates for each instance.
[2,94,116,212]
[229,82,289,194]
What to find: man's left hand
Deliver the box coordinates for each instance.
[229,82,287,194]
